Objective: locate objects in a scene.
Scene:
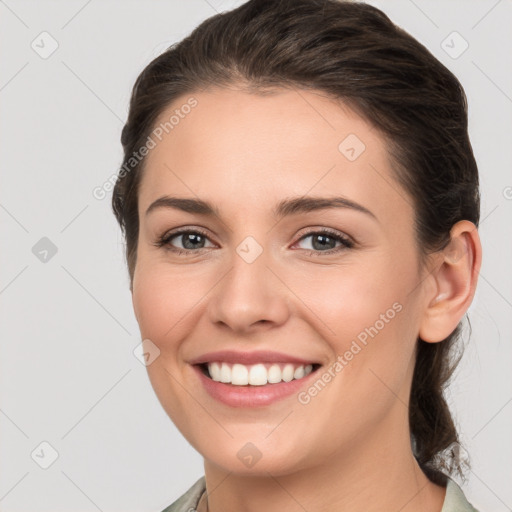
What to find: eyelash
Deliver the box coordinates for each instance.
[154,227,355,257]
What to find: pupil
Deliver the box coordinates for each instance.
[313,234,335,250]
[183,233,204,249]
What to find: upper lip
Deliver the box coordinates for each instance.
[189,350,319,366]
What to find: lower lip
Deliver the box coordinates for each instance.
[193,365,318,407]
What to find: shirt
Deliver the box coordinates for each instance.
[160,475,480,512]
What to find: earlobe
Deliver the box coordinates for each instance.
[418,220,482,343]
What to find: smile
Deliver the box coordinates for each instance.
[202,362,316,385]
[190,351,322,407]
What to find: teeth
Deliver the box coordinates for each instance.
[231,364,249,385]
[209,362,221,382]
[282,364,294,382]
[268,364,281,383]
[220,363,231,383]
[206,362,314,386]
[248,364,267,386]
[293,366,305,379]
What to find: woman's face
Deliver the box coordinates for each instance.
[132,86,433,475]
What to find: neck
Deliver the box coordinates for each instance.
[201,405,447,512]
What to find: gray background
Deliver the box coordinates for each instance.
[0,0,511,511]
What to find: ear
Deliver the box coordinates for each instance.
[418,220,482,343]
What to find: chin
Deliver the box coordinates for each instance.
[195,433,314,477]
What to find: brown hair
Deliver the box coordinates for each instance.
[112,0,479,484]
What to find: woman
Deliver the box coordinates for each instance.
[112,0,482,510]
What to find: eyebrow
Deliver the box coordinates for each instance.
[145,195,378,221]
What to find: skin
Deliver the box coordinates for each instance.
[131,85,482,512]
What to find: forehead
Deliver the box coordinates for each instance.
[138,86,411,225]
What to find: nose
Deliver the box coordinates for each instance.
[207,246,290,335]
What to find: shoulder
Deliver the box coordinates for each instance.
[441,477,481,512]
[159,476,206,512]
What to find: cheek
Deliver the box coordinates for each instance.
[287,255,407,345]
[131,261,206,350]
[287,252,419,392]
[131,262,211,438]
[287,266,417,446]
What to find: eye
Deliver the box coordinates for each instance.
[154,228,215,255]
[154,227,354,257]
[293,229,354,256]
